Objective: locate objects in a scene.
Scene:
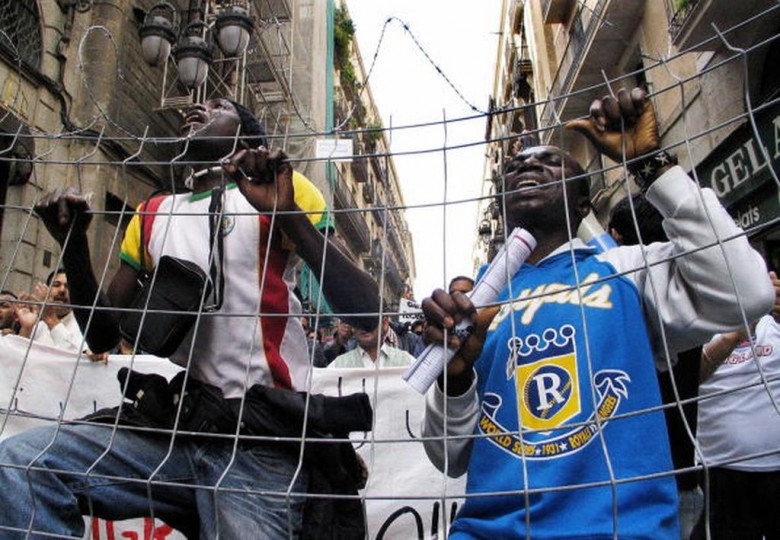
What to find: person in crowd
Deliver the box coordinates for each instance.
[383,316,402,349]
[329,316,414,368]
[317,319,335,346]
[13,270,108,361]
[25,269,84,351]
[0,98,379,538]
[0,290,20,335]
[608,192,703,538]
[448,275,474,295]
[607,192,667,246]
[692,271,780,539]
[420,87,773,538]
[301,316,327,367]
[323,317,356,365]
[390,314,426,357]
[393,288,425,356]
[410,319,425,338]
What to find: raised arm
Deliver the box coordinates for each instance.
[33,188,138,353]
[568,88,773,354]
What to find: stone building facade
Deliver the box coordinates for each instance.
[0,0,415,312]
[479,0,780,266]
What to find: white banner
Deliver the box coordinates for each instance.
[398,297,423,325]
[310,367,466,539]
[0,336,465,539]
[0,336,183,440]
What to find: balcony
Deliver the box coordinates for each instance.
[539,0,645,141]
[253,0,290,21]
[364,245,406,296]
[542,0,577,24]
[371,202,386,228]
[383,252,406,295]
[370,155,388,185]
[351,159,368,183]
[362,181,374,204]
[332,170,371,254]
[387,217,411,278]
[667,0,774,51]
[334,97,348,127]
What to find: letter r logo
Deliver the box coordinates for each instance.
[531,372,566,412]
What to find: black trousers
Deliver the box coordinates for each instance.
[692,467,780,540]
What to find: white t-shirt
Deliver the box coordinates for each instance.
[31,311,85,353]
[329,344,414,369]
[120,175,331,398]
[697,315,780,471]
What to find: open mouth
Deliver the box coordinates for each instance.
[514,179,540,190]
[180,110,208,134]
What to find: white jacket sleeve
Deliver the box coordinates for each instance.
[421,374,480,478]
[602,166,774,356]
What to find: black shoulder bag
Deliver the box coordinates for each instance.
[119,187,226,357]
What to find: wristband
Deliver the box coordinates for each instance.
[629,150,677,190]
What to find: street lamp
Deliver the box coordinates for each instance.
[174,22,213,90]
[215,5,253,57]
[478,218,492,244]
[138,2,178,67]
[138,1,253,91]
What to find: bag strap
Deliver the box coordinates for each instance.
[136,189,225,311]
[206,186,225,311]
[137,201,150,283]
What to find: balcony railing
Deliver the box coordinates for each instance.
[538,0,607,134]
[332,168,371,253]
[351,158,368,183]
[542,0,577,24]
[667,0,703,44]
[370,156,388,185]
[253,0,291,22]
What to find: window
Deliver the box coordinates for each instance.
[104,192,135,231]
[0,0,42,70]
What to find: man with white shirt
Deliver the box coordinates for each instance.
[694,271,780,539]
[16,269,108,360]
[31,269,83,351]
[329,316,414,368]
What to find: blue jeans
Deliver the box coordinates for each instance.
[0,424,308,539]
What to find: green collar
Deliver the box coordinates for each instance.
[189,182,238,202]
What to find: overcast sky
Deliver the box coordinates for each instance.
[346,1,502,301]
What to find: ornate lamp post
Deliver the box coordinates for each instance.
[138,2,178,67]
[138,1,253,95]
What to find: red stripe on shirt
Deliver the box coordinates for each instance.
[258,215,294,389]
[141,195,167,253]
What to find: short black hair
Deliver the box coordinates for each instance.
[46,268,66,286]
[608,193,667,245]
[448,275,475,292]
[0,290,17,299]
[229,100,268,149]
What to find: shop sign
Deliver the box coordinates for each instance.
[728,181,780,232]
[695,101,780,229]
